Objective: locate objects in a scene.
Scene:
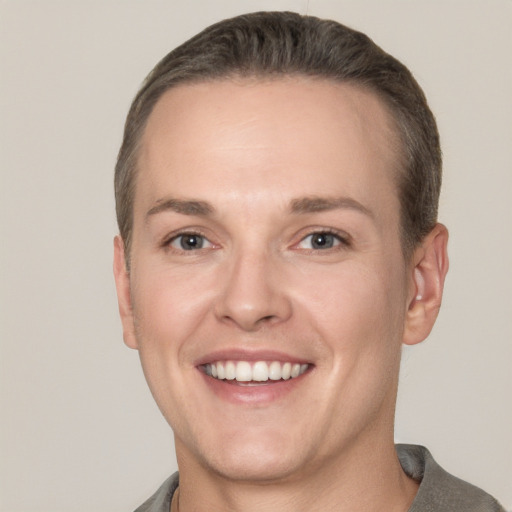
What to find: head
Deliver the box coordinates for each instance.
[113,11,448,487]
[115,11,441,266]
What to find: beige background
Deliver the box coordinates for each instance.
[1,1,511,511]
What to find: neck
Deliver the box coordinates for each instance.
[175,438,418,512]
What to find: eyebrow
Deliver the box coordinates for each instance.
[146,195,372,220]
[290,196,373,218]
[146,197,215,219]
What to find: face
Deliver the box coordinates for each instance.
[115,78,423,483]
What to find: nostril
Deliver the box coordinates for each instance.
[213,262,293,330]
[220,313,277,332]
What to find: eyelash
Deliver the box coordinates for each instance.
[295,229,351,251]
[161,228,351,253]
[162,230,213,253]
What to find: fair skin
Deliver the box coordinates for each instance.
[114,78,448,512]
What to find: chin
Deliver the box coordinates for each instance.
[184,427,312,484]
[209,449,304,484]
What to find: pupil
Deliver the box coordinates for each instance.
[312,233,333,249]
[181,234,203,250]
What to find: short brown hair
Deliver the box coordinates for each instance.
[115,11,441,261]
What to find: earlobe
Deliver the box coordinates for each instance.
[403,224,449,346]
[113,236,139,350]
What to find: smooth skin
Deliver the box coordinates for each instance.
[114,77,449,512]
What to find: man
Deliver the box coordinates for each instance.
[113,11,505,512]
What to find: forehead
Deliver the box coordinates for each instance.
[136,77,401,216]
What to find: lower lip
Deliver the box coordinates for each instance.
[199,369,310,405]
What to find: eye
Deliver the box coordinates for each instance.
[297,231,345,250]
[168,233,213,251]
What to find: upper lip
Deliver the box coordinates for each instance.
[194,348,311,367]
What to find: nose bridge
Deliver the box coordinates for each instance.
[215,241,291,330]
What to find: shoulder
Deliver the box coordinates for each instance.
[133,472,179,512]
[397,444,506,512]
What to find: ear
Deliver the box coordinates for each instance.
[113,236,139,349]
[403,223,449,346]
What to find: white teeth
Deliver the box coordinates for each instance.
[282,362,292,380]
[225,361,236,380]
[204,360,309,382]
[252,361,269,381]
[268,361,282,381]
[235,361,252,382]
[216,361,225,380]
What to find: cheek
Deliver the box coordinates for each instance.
[131,265,215,346]
[294,261,408,358]
[307,261,407,412]
[129,267,216,421]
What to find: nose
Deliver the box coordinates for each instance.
[214,248,293,331]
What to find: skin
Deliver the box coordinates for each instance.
[114,77,449,512]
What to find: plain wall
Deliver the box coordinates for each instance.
[1,1,510,510]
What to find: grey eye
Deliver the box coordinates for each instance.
[298,232,341,250]
[310,233,336,249]
[170,233,211,251]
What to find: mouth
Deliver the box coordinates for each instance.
[202,360,310,384]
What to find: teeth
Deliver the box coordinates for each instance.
[225,361,236,380]
[268,361,282,381]
[216,361,225,380]
[235,361,252,382]
[252,361,269,381]
[204,360,309,382]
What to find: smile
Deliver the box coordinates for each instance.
[204,360,310,383]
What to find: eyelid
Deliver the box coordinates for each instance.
[293,228,352,250]
[171,234,213,250]
[161,228,216,252]
[160,226,351,253]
